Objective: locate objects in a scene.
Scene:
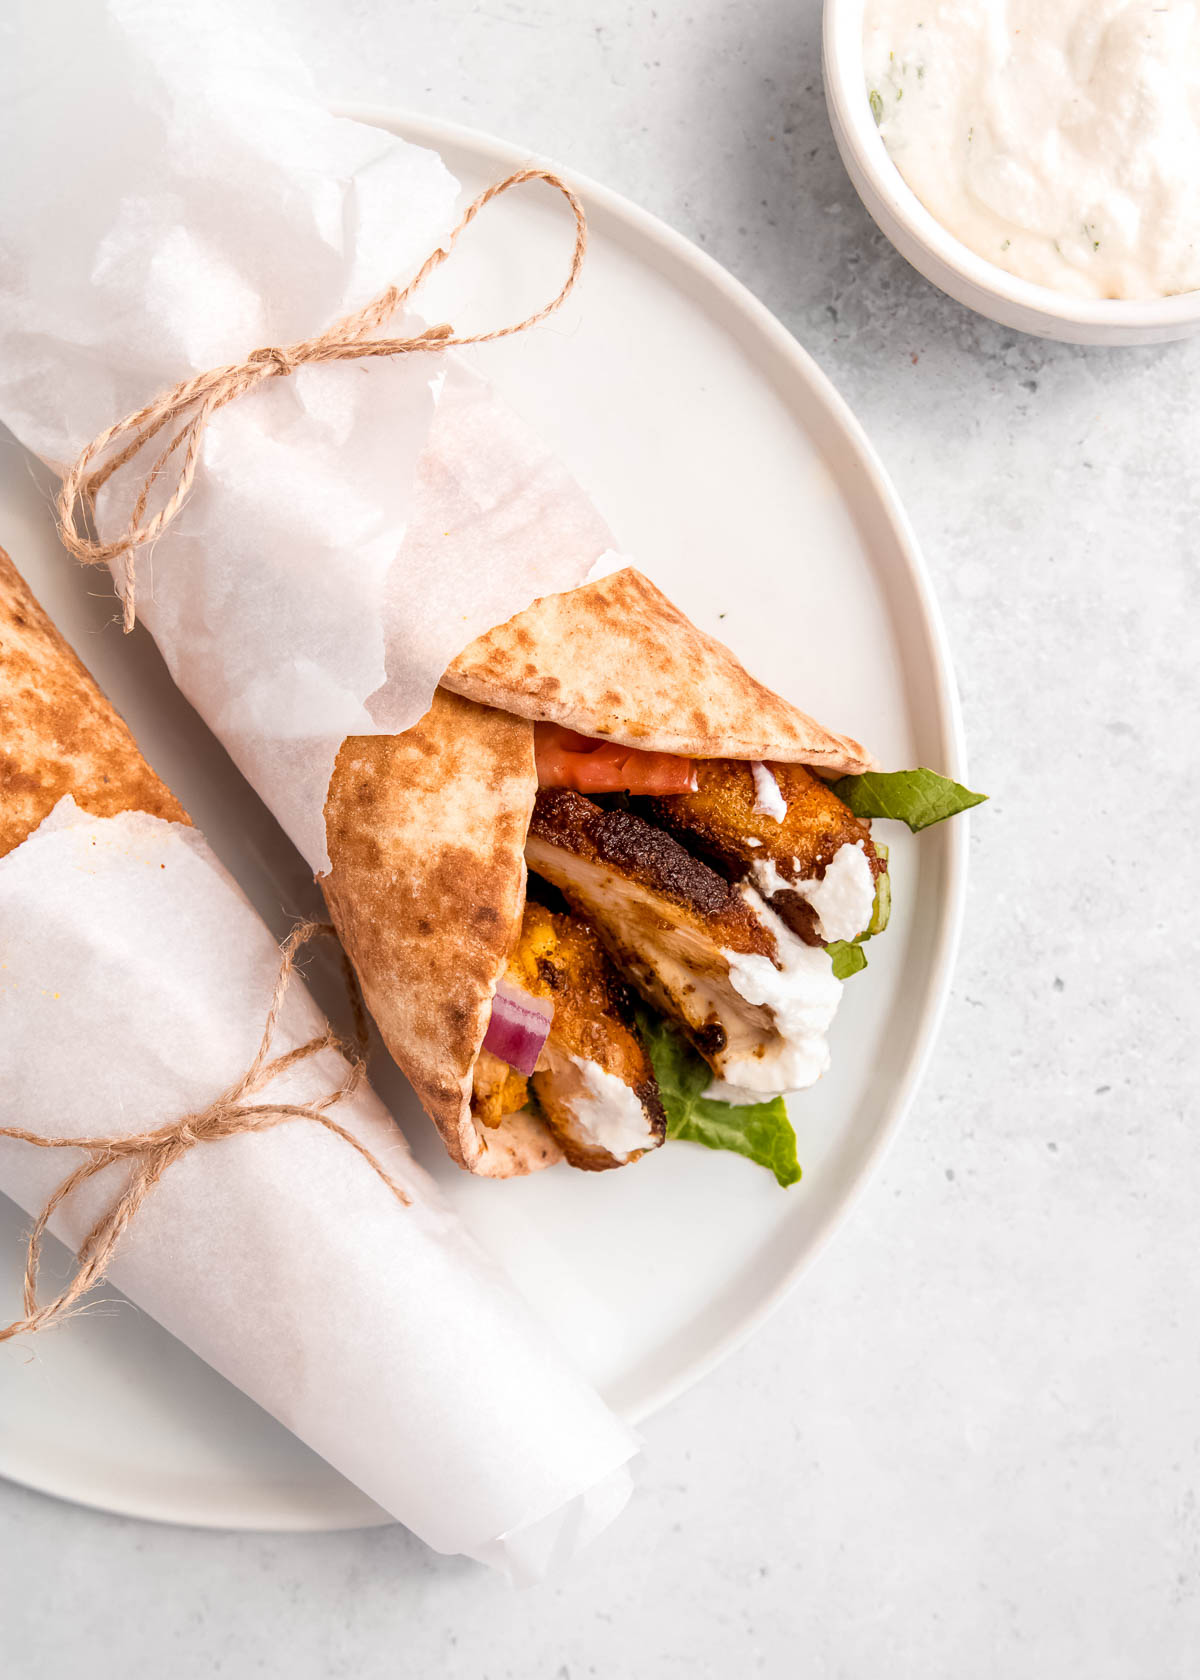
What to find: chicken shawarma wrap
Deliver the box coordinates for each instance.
[320,566,983,1182]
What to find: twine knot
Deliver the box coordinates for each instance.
[55,168,588,634]
[247,344,298,375]
[0,920,409,1343]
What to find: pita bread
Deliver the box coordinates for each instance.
[443,567,876,775]
[320,571,877,1176]
[0,548,186,859]
[321,690,560,1177]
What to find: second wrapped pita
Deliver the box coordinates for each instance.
[0,551,186,858]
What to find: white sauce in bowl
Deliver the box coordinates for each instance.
[863,0,1200,300]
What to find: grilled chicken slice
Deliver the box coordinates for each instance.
[471,1049,532,1131]
[471,898,665,1170]
[519,899,665,1170]
[526,788,844,1094]
[646,759,883,946]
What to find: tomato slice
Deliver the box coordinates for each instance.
[534,723,696,795]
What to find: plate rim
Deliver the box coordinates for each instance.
[0,106,968,1531]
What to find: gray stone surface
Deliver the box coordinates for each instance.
[3,1,1199,1674]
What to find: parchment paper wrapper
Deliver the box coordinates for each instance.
[0,800,637,1573]
[0,0,614,872]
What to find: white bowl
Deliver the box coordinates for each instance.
[822,0,1200,346]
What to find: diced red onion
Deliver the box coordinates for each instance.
[750,761,787,821]
[482,980,554,1076]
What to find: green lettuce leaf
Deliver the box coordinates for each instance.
[865,843,890,936]
[830,768,986,832]
[637,1011,801,1188]
[826,940,868,980]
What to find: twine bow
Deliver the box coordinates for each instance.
[0,920,409,1342]
[55,167,588,632]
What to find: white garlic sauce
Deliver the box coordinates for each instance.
[749,842,876,944]
[864,0,1200,299]
[568,1057,658,1162]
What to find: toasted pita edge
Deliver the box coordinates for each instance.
[443,567,877,775]
[320,691,561,1178]
[0,547,187,859]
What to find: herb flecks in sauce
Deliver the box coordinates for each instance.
[863,0,1200,300]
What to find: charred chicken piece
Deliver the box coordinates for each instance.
[646,759,883,946]
[526,788,842,1094]
[471,897,665,1170]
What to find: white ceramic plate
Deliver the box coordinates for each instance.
[0,110,967,1531]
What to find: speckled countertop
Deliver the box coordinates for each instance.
[3,2,1199,1675]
